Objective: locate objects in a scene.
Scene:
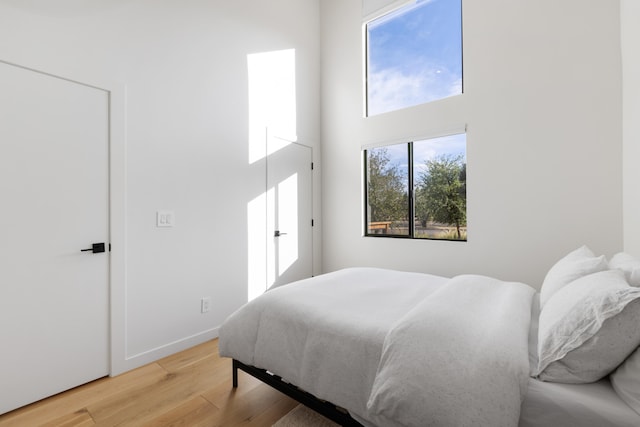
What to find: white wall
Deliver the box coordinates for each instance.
[0,0,321,373]
[320,0,622,288]
[621,0,640,256]
[0,0,629,377]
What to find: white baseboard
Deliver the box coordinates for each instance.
[111,326,220,376]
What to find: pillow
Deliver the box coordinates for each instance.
[536,269,640,383]
[609,252,640,287]
[539,245,608,308]
[611,346,640,416]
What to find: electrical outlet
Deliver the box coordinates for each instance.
[201,297,211,313]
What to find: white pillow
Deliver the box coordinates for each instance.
[536,269,640,383]
[539,245,608,308]
[611,346,640,416]
[609,252,640,287]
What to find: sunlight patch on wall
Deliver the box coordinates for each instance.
[247,49,300,299]
[247,49,297,164]
[266,173,299,288]
[247,192,267,301]
[275,173,299,277]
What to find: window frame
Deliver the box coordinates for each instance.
[363,131,467,241]
[363,142,413,238]
[363,0,464,117]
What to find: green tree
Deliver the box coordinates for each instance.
[415,154,466,239]
[367,148,407,223]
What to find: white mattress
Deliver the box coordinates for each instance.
[520,294,640,427]
[520,378,640,427]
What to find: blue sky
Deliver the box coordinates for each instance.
[367,0,465,182]
[367,0,462,116]
[377,133,466,188]
[413,133,466,174]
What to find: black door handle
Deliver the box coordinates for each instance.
[81,243,106,253]
[274,230,287,237]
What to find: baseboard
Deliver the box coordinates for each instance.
[111,326,220,376]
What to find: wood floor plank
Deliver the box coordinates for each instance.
[202,369,264,409]
[205,382,294,427]
[87,347,234,425]
[240,395,298,427]
[0,363,167,427]
[0,340,295,427]
[140,396,219,427]
[41,409,95,427]
[157,340,219,373]
[86,371,193,425]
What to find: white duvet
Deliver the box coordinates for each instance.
[219,268,535,427]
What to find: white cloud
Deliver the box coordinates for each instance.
[414,134,466,164]
[368,65,461,116]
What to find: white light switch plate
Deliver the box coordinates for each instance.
[201,297,211,313]
[156,211,175,227]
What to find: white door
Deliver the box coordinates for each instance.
[0,62,110,414]
[266,141,313,288]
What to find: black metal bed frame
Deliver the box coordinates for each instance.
[232,359,364,426]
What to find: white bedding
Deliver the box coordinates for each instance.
[219,267,640,426]
[366,274,534,427]
[219,268,535,426]
[521,293,640,427]
[220,268,449,422]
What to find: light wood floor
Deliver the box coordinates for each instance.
[0,339,297,427]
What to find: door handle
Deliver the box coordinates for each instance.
[274,230,287,237]
[81,243,106,253]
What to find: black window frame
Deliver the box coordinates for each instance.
[363,136,467,242]
[363,142,413,238]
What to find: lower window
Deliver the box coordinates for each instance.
[364,133,467,241]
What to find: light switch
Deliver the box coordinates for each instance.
[156,211,175,227]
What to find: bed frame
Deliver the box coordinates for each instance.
[232,359,364,426]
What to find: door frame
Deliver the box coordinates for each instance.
[0,59,128,376]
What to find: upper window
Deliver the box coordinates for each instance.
[365,0,463,116]
[364,133,467,241]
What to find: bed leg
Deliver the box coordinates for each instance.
[232,359,238,388]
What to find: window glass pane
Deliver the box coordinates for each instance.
[414,133,466,240]
[366,144,409,235]
[366,0,462,116]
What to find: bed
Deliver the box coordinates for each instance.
[219,247,640,427]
